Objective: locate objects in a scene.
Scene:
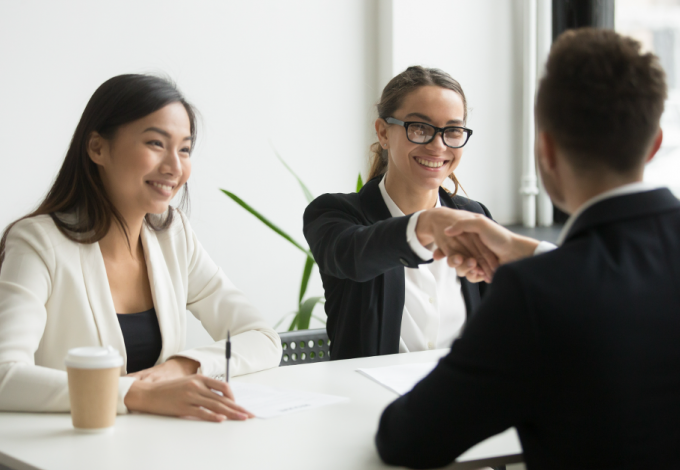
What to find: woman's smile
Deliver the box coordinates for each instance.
[413,156,450,171]
[146,180,177,197]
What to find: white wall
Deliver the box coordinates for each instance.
[386,0,524,224]
[0,1,522,345]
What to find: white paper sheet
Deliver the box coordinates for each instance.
[356,362,438,395]
[230,382,348,419]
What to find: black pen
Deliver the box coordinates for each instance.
[225,330,231,383]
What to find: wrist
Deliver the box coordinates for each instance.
[169,356,200,376]
[124,379,149,411]
[415,210,435,247]
[508,234,540,262]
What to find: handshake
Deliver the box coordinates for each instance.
[414,208,542,283]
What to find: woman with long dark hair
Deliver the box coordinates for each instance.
[304,66,497,360]
[0,74,281,421]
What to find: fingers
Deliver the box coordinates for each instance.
[203,377,236,401]
[435,233,473,259]
[196,377,255,419]
[193,393,250,421]
[448,255,477,277]
[444,215,486,238]
[197,386,252,417]
[453,234,493,282]
[470,232,500,274]
[465,270,487,283]
[191,406,227,423]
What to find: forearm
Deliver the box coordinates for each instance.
[505,233,541,263]
[175,329,281,377]
[306,214,423,280]
[0,362,135,414]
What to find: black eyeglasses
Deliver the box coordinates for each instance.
[385,117,473,149]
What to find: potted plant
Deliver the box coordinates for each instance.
[221,147,363,331]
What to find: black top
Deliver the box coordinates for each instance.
[116,308,163,373]
[303,176,492,360]
[376,188,680,470]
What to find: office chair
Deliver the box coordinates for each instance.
[279,328,330,366]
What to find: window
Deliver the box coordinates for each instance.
[617,0,680,196]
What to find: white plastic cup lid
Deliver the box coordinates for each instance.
[64,346,123,369]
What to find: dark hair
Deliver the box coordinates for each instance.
[536,28,667,172]
[0,74,197,271]
[368,66,468,194]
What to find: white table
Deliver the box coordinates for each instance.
[0,350,523,470]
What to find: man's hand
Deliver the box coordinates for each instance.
[415,208,500,282]
[442,214,540,278]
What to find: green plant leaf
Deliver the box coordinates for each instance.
[356,172,364,192]
[287,314,298,332]
[269,143,315,204]
[298,256,315,304]
[221,189,312,257]
[297,296,324,330]
[312,314,327,324]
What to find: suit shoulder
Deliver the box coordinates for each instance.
[4,215,74,265]
[304,191,363,221]
[8,215,66,245]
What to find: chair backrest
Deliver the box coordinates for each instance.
[279,328,330,366]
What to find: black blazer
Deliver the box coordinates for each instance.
[303,176,491,360]
[376,188,680,470]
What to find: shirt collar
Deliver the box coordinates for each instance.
[378,175,441,217]
[557,181,661,245]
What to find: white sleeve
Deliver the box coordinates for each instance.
[0,220,135,414]
[171,214,282,377]
[533,241,557,256]
[406,211,434,261]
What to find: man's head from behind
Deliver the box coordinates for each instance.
[536,28,667,210]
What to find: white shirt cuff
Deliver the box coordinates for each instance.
[533,241,557,256]
[406,211,434,261]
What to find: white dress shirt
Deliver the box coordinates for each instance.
[378,178,467,353]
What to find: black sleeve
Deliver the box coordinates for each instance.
[477,201,493,298]
[303,193,427,282]
[375,266,541,469]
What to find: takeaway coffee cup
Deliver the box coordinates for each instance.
[65,346,123,433]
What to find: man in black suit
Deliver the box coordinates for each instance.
[375,28,680,470]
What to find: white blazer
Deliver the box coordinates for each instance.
[0,211,282,414]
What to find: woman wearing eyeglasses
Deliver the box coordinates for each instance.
[304,66,495,360]
[0,74,281,420]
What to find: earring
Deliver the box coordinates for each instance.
[382,143,387,148]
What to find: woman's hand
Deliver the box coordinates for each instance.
[126,356,200,382]
[124,375,254,422]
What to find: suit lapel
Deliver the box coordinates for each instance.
[360,177,405,354]
[359,177,393,224]
[564,188,680,245]
[79,242,127,366]
[141,225,182,363]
